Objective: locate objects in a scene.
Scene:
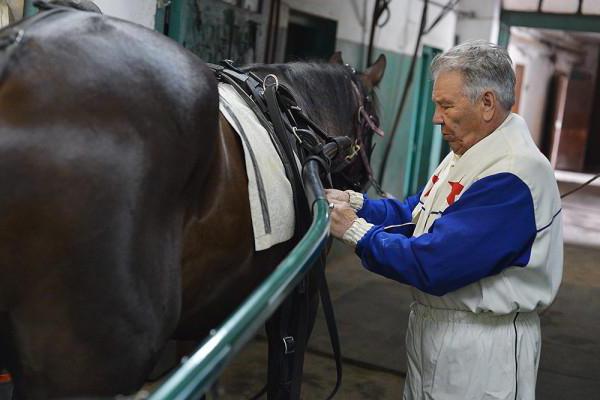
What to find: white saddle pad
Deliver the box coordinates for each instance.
[218,83,295,251]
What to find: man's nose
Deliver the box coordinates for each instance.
[432,107,443,125]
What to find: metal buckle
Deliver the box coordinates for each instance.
[14,30,24,45]
[292,126,303,144]
[263,74,279,91]
[345,143,361,161]
[283,336,295,354]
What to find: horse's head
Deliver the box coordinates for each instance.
[248,54,386,192]
[328,52,386,192]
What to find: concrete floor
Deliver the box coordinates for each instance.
[216,177,600,399]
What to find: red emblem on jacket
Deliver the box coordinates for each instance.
[447,181,464,205]
[424,175,439,197]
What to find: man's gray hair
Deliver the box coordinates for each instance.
[431,40,516,110]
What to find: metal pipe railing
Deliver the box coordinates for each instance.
[149,160,330,400]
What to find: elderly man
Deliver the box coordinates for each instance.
[327,40,563,400]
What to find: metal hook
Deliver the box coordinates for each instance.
[263,74,279,91]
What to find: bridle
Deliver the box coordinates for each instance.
[332,67,388,196]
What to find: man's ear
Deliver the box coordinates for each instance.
[481,90,496,122]
[362,54,387,89]
[329,51,344,65]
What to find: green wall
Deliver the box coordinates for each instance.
[336,39,420,199]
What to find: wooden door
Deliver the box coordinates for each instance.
[552,70,595,171]
[512,64,524,113]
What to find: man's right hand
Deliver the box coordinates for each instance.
[325,189,350,204]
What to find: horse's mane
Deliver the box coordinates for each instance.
[245,62,359,138]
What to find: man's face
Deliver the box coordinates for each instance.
[432,70,485,155]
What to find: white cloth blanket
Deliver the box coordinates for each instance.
[218,83,295,251]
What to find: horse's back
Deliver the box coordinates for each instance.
[0,10,218,397]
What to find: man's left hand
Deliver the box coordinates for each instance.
[329,200,358,239]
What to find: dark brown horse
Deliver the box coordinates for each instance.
[0,5,386,399]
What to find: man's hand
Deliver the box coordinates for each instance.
[328,201,357,239]
[325,189,350,204]
[326,190,359,239]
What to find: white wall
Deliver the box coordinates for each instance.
[94,0,156,29]
[3,0,157,27]
[281,0,457,54]
[455,0,501,44]
[6,0,22,19]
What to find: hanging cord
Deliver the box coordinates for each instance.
[376,0,428,184]
[560,173,600,198]
[366,0,392,67]
[422,0,461,35]
[376,0,462,187]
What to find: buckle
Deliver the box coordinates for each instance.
[345,143,361,161]
[263,74,279,91]
[283,336,295,354]
[292,127,303,144]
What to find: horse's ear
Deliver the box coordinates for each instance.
[362,54,387,88]
[329,51,344,65]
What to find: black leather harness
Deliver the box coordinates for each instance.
[209,60,375,400]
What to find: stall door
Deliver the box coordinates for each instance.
[550,70,594,171]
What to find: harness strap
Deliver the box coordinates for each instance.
[264,82,309,238]
[317,251,342,400]
[216,71,292,189]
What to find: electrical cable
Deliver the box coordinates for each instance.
[376,0,462,187]
[423,0,460,34]
[367,0,392,67]
[376,0,429,185]
[560,173,600,198]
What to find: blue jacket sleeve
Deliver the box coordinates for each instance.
[355,173,537,296]
[357,189,423,226]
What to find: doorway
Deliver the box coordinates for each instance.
[500,9,600,173]
[284,9,337,62]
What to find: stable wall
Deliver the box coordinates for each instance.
[455,0,501,44]
[94,0,156,28]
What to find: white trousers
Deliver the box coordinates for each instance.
[403,303,541,400]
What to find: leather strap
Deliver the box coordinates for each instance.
[317,251,342,400]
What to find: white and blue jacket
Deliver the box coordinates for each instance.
[354,114,563,314]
